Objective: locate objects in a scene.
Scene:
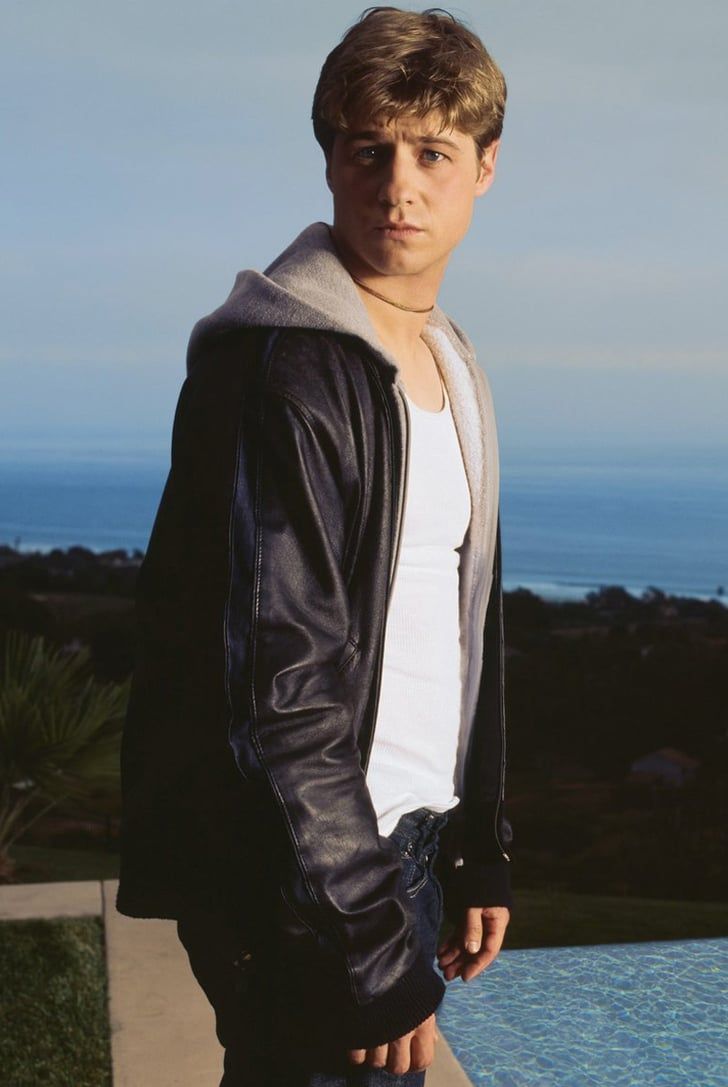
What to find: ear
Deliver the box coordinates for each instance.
[475,138,500,197]
[325,155,333,194]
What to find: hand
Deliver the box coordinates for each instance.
[347,1013,438,1074]
[437,906,510,982]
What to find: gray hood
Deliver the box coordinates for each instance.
[187,221,476,379]
[187,221,500,798]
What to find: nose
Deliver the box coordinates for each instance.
[377,147,415,208]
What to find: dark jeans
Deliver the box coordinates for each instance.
[177,806,450,1086]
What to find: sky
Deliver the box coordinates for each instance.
[2,0,727,458]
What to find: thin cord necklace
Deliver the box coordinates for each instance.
[351,275,435,314]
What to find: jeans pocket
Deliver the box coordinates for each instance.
[432,869,444,923]
[402,846,431,899]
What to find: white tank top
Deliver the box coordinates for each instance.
[365,371,471,837]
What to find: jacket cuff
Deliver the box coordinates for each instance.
[445,859,513,913]
[336,951,446,1050]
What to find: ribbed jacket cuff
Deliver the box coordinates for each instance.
[337,952,446,1051]
[447,860,513,912]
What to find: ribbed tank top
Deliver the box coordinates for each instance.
[365,370,472,837]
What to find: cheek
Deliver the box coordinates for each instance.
[336,177,371,208]
[435,184,471,226]
[437,173,470,204]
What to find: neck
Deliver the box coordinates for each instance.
[356,289,431,363]
[329,227,443,365]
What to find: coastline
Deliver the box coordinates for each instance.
[1,541,726,609]
[2,444,726,605]
[502,576,728,608]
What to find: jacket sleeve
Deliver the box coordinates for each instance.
[443,516,514,912]
[224,346,445,1048]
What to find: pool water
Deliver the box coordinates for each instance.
[437,938,728,1086]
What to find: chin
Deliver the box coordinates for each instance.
[364,245,431,277]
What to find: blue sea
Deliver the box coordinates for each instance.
[1,444,726,603]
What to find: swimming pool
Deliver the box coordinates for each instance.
[437,937,728,1086]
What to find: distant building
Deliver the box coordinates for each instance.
[629,747,700,787]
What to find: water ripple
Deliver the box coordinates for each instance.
[437,938,728,1086]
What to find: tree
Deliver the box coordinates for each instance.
[0,631,129,880]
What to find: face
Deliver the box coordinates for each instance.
[326,112,499,290]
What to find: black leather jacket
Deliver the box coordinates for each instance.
[116,225,512,1049]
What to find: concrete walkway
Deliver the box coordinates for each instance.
[0,878,101,920]
[0,878,472,1086]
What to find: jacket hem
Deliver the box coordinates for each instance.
[115,883,246,925]
[338,952,446,1050]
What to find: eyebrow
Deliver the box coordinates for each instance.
[345,130,460,150]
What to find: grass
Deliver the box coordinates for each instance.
[439,887,728,951]
[0,916,112,1087]
[488,887,728,949]
[11,845,120,884]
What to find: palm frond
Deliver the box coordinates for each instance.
[0,632,130,859]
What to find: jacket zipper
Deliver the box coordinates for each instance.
[361,379,410,775]
[494,525,510,862]
[361,368,508,869]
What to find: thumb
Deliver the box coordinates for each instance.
[463,908,483,954]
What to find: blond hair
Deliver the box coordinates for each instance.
[312,6,506,156]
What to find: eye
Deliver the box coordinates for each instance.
[353,145,382,162]
[421,149,447,164]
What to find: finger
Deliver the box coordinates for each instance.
[441,952,466,981]
[410,1029,435,1071]
[461,936,503,981]
[439,925,485,975]
[484,918,507,957]
[462,913,508,977]
[462,951,495,981]
[441,958,463,979]
[437,944,462,967]
[386,1036,412,1077]
[367,1044,388,1069]
[463,907,484,955]
[443,932,503,982]
[348,1049,366,1064]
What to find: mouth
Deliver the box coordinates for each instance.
[375,222,424,239]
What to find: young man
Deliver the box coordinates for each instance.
[117,7,512,1084]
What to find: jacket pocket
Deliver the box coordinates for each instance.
[336,635,360,674]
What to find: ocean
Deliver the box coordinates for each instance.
[1,444,726,603]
